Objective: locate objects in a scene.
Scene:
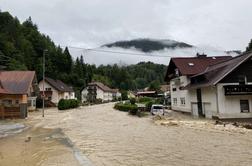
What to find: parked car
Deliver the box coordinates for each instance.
[151,104,164,115]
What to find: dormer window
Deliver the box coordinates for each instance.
[188,63,194,66]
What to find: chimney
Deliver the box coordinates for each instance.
[196,52,207,58]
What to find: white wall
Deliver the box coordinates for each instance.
[170,76,191,113]
[38,80,59,104]
[190,87,218,119]
[81,88,88,102]
[39,81,75,104]
[81,86,113,102]
[217,83,252,119]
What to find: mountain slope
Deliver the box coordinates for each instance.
[103,38,193,52]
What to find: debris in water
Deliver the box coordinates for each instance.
[25,136,31,142]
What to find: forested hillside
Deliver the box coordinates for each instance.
[0,11,167,98]
[103,39,193,52]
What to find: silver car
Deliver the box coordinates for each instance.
[151,104,164,115]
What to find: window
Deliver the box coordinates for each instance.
[48,96,52,101]
[240,100,250,113]
[15,100,19,105]
[188,63,194,66]
[45,88,52,91]
[180,97,185,106]
[172,88,177,92]
[173,98,177,105]
[3,99,12,106]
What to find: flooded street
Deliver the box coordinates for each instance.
[1,103,252,165]
[25,103,252,166]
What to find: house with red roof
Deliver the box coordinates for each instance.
[0,71,38,119]
[165,53,238,118]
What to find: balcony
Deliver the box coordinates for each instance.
[224,85,252,96]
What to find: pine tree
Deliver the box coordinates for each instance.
[63,47,73,73]
[246,39,252,52]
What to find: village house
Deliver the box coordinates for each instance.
[166,53,235,118]
[81,82,121,103]
[0,71,38,119]
[38,77,75,105]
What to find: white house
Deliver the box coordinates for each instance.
[82,82,121,103]
[38,77,75,104]
[165,53,242,119]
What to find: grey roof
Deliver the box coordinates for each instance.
[88,82,115,92]
[44,77,73,92]
[185,52,252,89]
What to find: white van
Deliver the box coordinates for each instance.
[151,104,164,115]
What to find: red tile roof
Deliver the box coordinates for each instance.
[185,53,252,89]
[0,71,36,94]
[170,56,232,75]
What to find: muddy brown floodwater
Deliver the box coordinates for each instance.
[0,126,81,166]
[1,103,252,165]
[22,103,252,166]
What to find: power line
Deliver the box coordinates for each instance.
[66,46,172,58]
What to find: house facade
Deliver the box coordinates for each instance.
[184,52,252,119]
[0,71,38,119]
[38,77,75,104]
[165,54,236,119]
[81,82,121,103]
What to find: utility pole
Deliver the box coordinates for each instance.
[42,49,47,117]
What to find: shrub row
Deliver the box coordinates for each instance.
[138,97,153,103]
[58,99,79,110]
[114,103,138,112]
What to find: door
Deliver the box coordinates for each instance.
[191,103,199,117]
[196,89,204,117]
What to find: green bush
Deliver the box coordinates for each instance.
[146,101,154,111]
[114,103,138,112]
[58,99,79,110]
[130,98,136,105]
[138,97,153,103]
[121,90,128,100]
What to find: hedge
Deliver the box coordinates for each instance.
[114,103,138,112]
[138,97,153,103]
[58,99,79,110]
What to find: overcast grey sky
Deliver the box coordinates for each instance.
[1,0,252,51]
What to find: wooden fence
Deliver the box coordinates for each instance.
[0,106,21,119]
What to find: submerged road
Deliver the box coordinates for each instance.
[27,103,252,166]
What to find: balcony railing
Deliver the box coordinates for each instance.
[224,85,252,96]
